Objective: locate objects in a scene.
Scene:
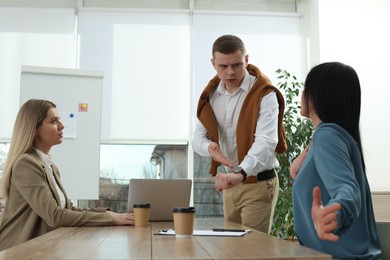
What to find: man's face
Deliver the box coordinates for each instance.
[211,50,248,90]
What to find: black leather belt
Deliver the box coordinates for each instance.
[257,168,276,181]
[245,168,276,183]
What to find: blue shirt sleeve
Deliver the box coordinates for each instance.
[312,125,362,235]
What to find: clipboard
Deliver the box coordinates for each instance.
[155,228,251,237]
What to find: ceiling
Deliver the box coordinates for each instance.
[0,0,297,12]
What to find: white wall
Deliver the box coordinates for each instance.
[299,0,390,191]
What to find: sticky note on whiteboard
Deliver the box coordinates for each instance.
[79,103,88,112]
[60,112,77,138]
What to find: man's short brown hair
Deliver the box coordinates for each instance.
[212,34,246,57]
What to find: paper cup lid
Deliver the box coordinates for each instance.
[133,203,151,208]
[172,207,195,213]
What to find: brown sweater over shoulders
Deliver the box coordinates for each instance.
[196,64,287,176]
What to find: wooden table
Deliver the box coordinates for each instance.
[372,193,390,222]
[0,218,331,259]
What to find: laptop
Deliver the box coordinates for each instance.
[127,178,192,221]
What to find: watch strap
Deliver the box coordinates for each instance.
[235,168,247,182]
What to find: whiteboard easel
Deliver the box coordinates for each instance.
[20,66,103,199]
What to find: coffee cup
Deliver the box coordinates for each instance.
[172,207,195,238]
[133,203,150,227]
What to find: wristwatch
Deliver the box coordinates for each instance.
[234,168,247,183]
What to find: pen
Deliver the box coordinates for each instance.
[212,228,247,232]
[159,228,174,232]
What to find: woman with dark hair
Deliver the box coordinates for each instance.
[291,62,381,259]
[0,99,134,251]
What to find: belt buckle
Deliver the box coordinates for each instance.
[243,175,257,184]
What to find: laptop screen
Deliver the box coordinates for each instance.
[127,179,192,221]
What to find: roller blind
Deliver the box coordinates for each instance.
[192,12,303,127]
[0,7,76,138]
[77,10,191,141]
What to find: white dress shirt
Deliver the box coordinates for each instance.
[192,71,279,176]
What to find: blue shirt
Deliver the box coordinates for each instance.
[293,123,381,259]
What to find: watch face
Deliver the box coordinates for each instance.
[234,167,242,173]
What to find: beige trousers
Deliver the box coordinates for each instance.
[222,175,279,233]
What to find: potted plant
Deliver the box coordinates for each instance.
[271,69,314,240]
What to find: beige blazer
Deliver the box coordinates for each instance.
[0,150,113,251]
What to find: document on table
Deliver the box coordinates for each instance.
[155,229,251,237]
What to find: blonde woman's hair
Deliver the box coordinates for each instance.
[2,99,56,198]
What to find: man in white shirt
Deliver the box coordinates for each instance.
[192,34,286,233]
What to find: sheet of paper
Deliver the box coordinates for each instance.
[59,112,77,138]
[155,229,250,237]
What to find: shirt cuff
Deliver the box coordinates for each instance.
[201,140,212,155]
[239,162,255,176]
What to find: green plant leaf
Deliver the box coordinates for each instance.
[271,69,314,241]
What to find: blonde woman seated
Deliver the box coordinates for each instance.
[0,99,134,251]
